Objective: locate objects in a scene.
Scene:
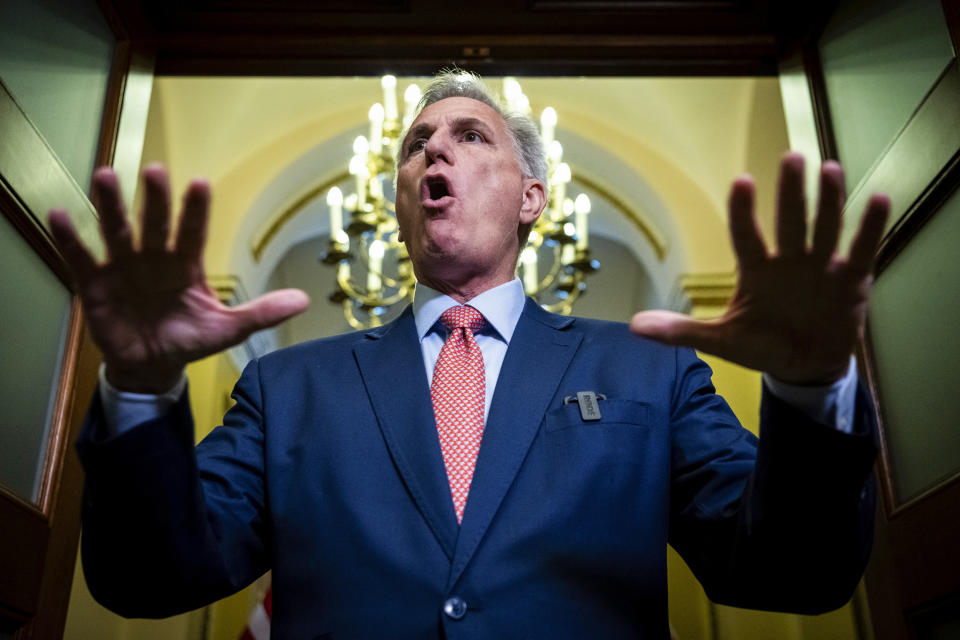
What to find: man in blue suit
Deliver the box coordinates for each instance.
[51,72,890,638]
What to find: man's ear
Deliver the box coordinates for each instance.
[520,178,547,225]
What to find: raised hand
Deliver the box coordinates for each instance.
[49,165,309,393]
[630,153,890,385]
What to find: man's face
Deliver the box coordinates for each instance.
[395,97,544,293]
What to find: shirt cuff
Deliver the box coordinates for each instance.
[762,356,858,434]
[98,364,188,436]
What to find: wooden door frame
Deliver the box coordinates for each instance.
[0,0,151,633]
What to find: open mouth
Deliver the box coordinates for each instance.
[423,175,453,203]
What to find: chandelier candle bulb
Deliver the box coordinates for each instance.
[552,162,571,221]
[353,135,369,156]
[381,75,398,122]
[575,194,591,251]
[540,107,557,150]
[553,182,566,221]
[369,103,385,154]
[349,155,368,206]
[521,246,539,294]
[562,243,576,265]
[503,77,522,110]
[549,141,563,166]
[367,239,385,294]
[327,187,344,240]
[369,174,383,200]
[403,84,421,129]
[517,94,531,115]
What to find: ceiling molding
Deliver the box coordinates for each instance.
[250,170,350,262]
[573,171,669,260]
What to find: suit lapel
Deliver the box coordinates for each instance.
[353,307,459,559]
[447,299,582,589]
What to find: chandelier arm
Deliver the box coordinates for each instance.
[336,256,415,309]
[539,271,585,315]
[342,300,369,331]
[534,243,566,294]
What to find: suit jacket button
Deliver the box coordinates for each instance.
[443,596,468,620]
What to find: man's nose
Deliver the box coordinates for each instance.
[424,134,452,166]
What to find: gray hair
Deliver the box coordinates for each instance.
[396,70,548,189]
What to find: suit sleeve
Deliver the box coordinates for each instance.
[76,359,270,618]
[666,347,877,614]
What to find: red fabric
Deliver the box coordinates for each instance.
[262,587,272,618]
[239,586,271,640]
[431,305,486,523]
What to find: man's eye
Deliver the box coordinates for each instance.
[463,131,483,143]
[408,139,427,154]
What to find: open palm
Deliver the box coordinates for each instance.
[631,153,890,385]
[49,165,309,393]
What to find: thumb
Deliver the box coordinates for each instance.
[231,288,310,335]
[629,310,720,353]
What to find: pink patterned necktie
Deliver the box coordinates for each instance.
[431,305,486,524]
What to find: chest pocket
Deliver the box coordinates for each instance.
[543,398,651,433]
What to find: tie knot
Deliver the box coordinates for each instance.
[440,305,485,334]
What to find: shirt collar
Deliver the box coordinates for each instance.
[413,277,527,344]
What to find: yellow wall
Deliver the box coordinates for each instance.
[63,552,207,640]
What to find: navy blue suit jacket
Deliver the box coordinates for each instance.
[77,300,876,639]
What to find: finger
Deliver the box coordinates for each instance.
[811,161,845,264]
[847,193,891,276]
[629,310,723,354]
[140,164,172,253]
[91,167,133,260]
[229,289,311,337]
[728,175,767,268]
[775,152,807,258]
[175,179,211,263]
[48,209,98,284]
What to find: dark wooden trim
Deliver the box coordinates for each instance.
[942,0,960,58]
[800,41,838,161]
[34,301,84,514]
[855,338,897,518]
[18,322,100,640]
[530,0,748,10]
[96,0,132,41]
[147,32,780,77]
[863,494,910,640]
[157,57,780,77]
[94,41,133,173]
[886,481,960,613]
[0,494,47,631]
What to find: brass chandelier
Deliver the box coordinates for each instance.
[322,75,599,330]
